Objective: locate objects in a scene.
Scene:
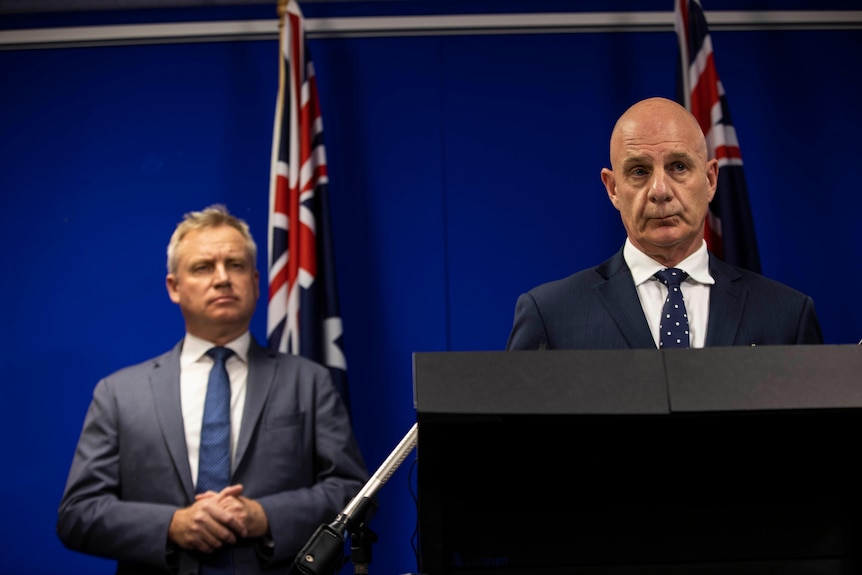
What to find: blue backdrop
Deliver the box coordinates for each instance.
[2,2,861,574]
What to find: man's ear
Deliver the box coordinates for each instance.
[166,274,181,304]
[601,168,619,209]
[705,158,718,203]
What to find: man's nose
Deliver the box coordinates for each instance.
[214,263,230,284]
[648,171,672,202]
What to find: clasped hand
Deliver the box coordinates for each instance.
[168,484,270,553]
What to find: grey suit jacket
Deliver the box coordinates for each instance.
[507,248,823,350]
[57,337,368,575]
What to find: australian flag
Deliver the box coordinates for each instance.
[674,0,761,273]
[267,0,351,413]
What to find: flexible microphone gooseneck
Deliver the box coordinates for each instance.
[295,422,419,575]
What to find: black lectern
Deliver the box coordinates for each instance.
[413,346,862,575]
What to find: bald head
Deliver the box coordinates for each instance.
[609,97,709,169]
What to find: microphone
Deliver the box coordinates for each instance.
[295,422,419,575]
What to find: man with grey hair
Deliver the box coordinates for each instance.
[58,204,368,575]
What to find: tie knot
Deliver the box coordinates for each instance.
[654,268,688,287]
[206,346,234,364]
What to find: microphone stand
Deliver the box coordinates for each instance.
[295,422,419,575]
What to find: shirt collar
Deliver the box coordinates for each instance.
[180,331,251,367]
[623,237,714,286]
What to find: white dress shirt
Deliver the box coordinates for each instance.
[624,238,714,349]
[180,331,250,487]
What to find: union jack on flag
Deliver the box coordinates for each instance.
[674,0,761,273]
[267,0,351,412]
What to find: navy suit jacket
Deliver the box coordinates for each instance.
[57,337,368,575]
[507,248,823,350]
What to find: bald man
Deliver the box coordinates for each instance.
[506,97,822,350]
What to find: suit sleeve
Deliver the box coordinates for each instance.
[506,292,549,350]
[253,363,368,564]
[796,295,824,344]
[56,377,179,568]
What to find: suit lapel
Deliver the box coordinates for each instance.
[595,250,657,349]
[235,338,277,470]
[149,341,196,500]
[705,256,746,346]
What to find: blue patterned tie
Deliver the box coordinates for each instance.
[198,347,236,575]
[198,347,234,494]
[654,268,690,349]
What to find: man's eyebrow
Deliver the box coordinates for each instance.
[620,154,651,167]
[187,256,214,266]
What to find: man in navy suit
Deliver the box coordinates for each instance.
[57,205,368,574]
[507,97,822,350]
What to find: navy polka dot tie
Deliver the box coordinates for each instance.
[198,347,234,494]
[654,268,690,349]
